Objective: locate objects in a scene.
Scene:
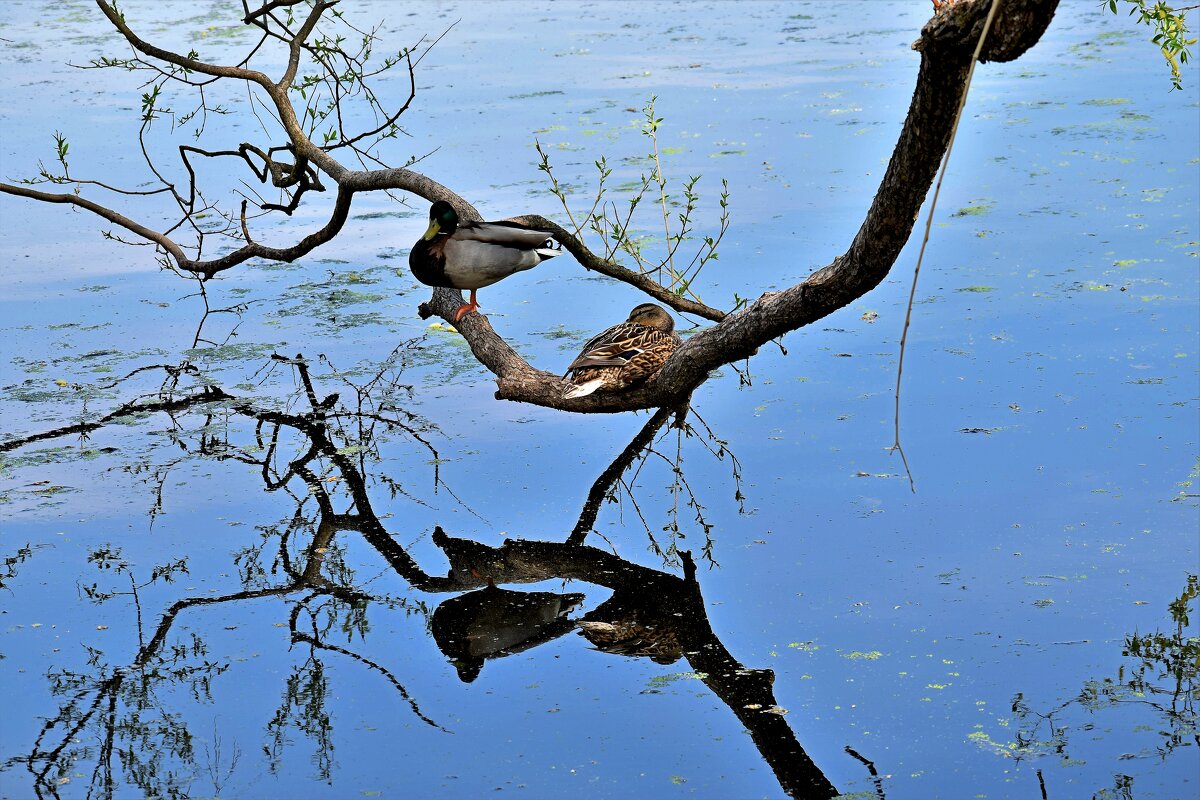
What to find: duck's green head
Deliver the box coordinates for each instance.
[627,303,675,333]
[422,200,460,240]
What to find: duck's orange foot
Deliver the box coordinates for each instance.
[452,301,479,322]
[452,291,481,322]
[470,567,496,588]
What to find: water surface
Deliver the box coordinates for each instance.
[1,2,1197,799]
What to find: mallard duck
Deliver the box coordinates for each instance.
[562,303,680,399]
[409,200,561,321]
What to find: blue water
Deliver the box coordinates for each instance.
[1,2,1197,798]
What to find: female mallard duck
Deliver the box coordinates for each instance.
[409,200,561,322]
[562,303,680,399]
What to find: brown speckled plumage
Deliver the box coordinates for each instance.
[562,303,680,399]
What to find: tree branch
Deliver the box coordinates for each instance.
[421,0,1060,414]
[96,0,273,87]
[3,0,1059,417]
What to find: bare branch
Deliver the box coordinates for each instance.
[512,214,727,322]
[279,1,338,91]
[96,0,273,87]
[0,181,193,265]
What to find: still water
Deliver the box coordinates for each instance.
[1,1,1197,798]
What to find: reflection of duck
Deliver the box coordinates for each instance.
[431,584,585,682]
[577,619,683,665]
[563,303,680,399]
[409,201,561,322]
[575,587,684,665]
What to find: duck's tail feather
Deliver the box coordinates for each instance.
[563,378,604,399]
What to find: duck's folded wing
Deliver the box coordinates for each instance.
[458,220,556,248]
[442,236,555,287]
[568,342,645,370]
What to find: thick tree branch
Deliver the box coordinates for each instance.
[0,181,358,278]
[0,162,479,278]
[426,0,1060,414]
[3,0,1058,417]
[0,182,193,266]
[279,0,338,91]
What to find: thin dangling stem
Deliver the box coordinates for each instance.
[893,0,1003,493]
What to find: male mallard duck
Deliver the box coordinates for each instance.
[562,303,680,399]
[409,200,561,321]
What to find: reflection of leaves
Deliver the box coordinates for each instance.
[267,656,336,781]
[645,671,708,690]
[951,200,994,217]
[1167,574,1198,627]
[1121,573,1199,756]
[994,575,1199,777]
[184,340,282,364]
[39,629,230,799]
[0,543,34,591]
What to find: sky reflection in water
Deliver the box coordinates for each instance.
[0,1,1197,799]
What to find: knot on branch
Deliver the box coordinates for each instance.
[915,0,1058,63]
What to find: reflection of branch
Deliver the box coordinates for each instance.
[7,342,838,798]
[21,585,294,797]
[290,613,448,731]
[1002,575,1198,791]
[0,382,229,453]
[845,745,887,800]
[567,399,736,565]
[569,406,675,545]
[392,530,839,797]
